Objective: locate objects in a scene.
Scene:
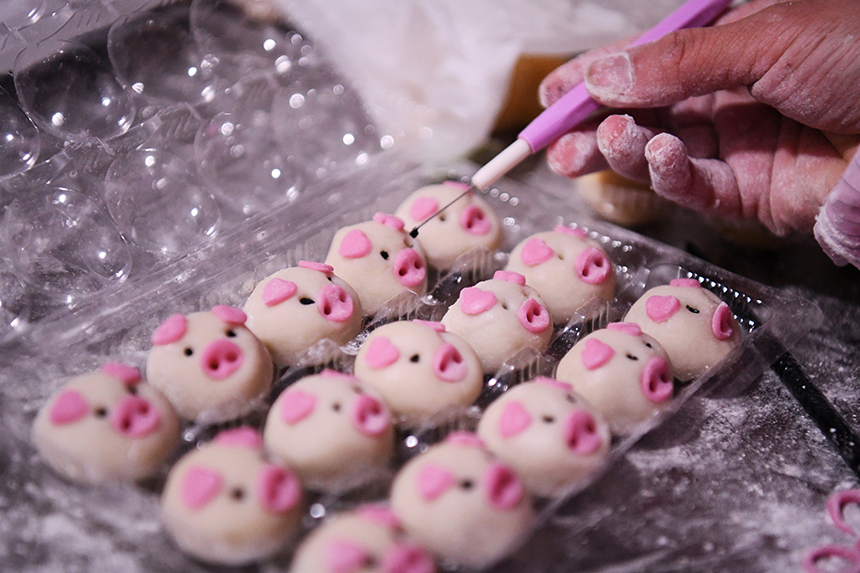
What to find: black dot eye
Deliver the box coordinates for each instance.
[94,407,108,418]
[331,402,342,412]
[351,386,363,394]
[542,415,555,424]
[327,276,333,282]
[626,353,639,361]
[184,347,194,357]
[459,479,474,490]
[438,213,447,222]
[644,342,653,349]
[226,329,237,338]
[380,250,389,260]
[566,394,577,404]
[299,297,315,305]
[126,385,138,395]
[686,305,700,314]
[410,354,420,363]
[501,302,508,310]
[230,487,245,501]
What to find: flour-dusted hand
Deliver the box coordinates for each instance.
[539,0,860,238]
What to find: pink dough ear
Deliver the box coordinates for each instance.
[669,278,701,288]
[181,466,223,510]
[563,410,602,455]
[581,338,615,370]
[606,322,642,336]
[318,284,355,322]
[518,298,551,333]
[151,314,187,345]
[299,260,334,273]
[493,270,526,285]
[576,247,612,285]
[393,248,426,287]
[520,237,554,266]
[280,389,317,425]
[409,196,438,222]
[499,400,532,438]
[444,431,485,448]
[460,204,491,236]
[211,305,247,325]
[641,356,674,403]
[214,427,263,448]
[339,229,372,258]
[49,389,89,425]
[257,464,301,514]
[460,286,496,315]
[712,302,734,340]
[418,464,456,501]
[483,463,524,510]
[319,369,358,382]
[373,212,405,231]
[554,225,587,238]
[261,278,298,306]
[382,544,436,573]
[535,377,573,392]
[100,362,141,385]
[327,539,371,573]
[645,294,680,323]
[433,343,467,382]
[351,395,389,437]
[412,319,445,332]
[365,336,400,368]
[827,489,860,536]
[357,504,402,530]
[442,180,470,191]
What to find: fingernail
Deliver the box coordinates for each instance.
[586,53,632,100]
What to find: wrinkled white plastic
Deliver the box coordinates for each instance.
[275,0,645,161]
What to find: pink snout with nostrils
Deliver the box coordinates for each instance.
[200,339,244,380]
[111,396,161,438]
[317,283,354,322]
[393,248,426,287]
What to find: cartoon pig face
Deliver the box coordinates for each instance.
[623,278,742,381]
[244,262,364,367]
[161,428,303,566]
[290,505,436,573]
[146,305,274,423]
[353,320,483,425]
[389,433,535,569]
[32,363,180,484]
[263,370,394,491]
[504,227,615,323]
[441,271,553,373]
[555,323,674,435]
[324,213,428,315]
[477,378,611,498]
[394,182,503,270]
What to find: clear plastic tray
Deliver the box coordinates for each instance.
[0,154,821,572]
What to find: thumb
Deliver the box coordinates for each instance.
[583,0,860,133]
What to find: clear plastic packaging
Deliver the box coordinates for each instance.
[1,154,821,571]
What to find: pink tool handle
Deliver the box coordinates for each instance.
[518,0,732,152]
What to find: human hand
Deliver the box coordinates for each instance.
[539,0,860,236]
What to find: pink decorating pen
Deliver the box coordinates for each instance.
[471,0,733,190]
[411,0,732,237]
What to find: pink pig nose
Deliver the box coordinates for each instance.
[460,204,491,235]
[641,356,674,403]
[483,463,525,510]
[433,343,467,382]
[200,339,244,380]
[352,395,389,437]
[518,298,551,334]
[393,248,426,287]
[318,284,354,322]
[110,396,161,438]
[563,410,603,455]
[712,302,734,340]
[575,247,612,285]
